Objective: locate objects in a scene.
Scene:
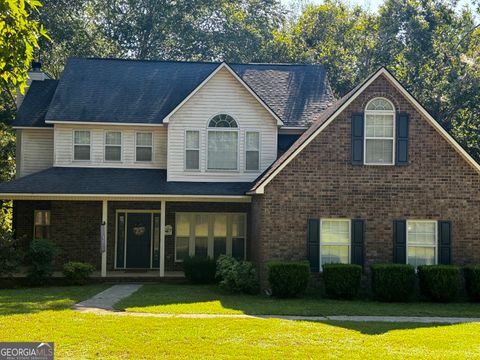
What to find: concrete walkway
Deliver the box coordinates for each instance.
[74,284,142,310]
[74,307,480,324]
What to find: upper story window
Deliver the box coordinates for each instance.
[185,130,200,170]
[136,132,153,162]
[73,130,91,161]
[207,114,238,171]
[364,98,395,165]
[245,132,260,171]
[105,131,122,162]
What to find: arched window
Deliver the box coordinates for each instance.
[207,114,238,170]
[208,114,238,128]
[364,98,395,165]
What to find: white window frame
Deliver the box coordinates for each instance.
[245,131,261,172]
[184,130,200,171]
[406,220,438,267]
[73,130,91,161]
[206,114,239,172]
[174,212,247,262]
[33,210,51,240]
[135,131,153,162]
[364,98,395,166]
[104,131,122,162]
[319,218,351,269]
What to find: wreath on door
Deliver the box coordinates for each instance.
[132,223,146,236]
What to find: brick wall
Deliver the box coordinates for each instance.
[252,74,480,284]
[14,200,102,269]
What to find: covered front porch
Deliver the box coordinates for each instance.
[0,167,253,279]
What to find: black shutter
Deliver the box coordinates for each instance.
[351,219,365,267]
[438,221,452,265]
[396,112,409,165]
[393,220,407,263]
[351,113,364,165]
[307,218,320,272]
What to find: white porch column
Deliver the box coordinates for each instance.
[101,200,108,277]
[160,200,166,277]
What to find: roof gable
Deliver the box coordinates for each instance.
[163,62,283,125]
[250,67,480,194]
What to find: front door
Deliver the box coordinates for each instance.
[126,213,152,268]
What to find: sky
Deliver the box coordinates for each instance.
[280,0,476,13]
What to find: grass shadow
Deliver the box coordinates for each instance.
[0,284,108,316]
[320,320,452,335]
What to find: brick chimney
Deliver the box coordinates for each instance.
[16,61,50,108]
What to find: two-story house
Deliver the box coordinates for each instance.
[0,58,479,283]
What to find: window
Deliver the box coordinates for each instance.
[105,131,122,161]
[320,219,351,267]
[245,132,260,171]
[73,130,91,161]
[175,213,246,261]
[34,210,51,239]
[407,220,437,267]
[207,114,238,170]
[185,131,200,170]
[364,98,395,165]
[136,132,153,162]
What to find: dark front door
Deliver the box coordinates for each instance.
[126,213,152,268]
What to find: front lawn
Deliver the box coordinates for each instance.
[1,285,480,358]
[115,283,480,317]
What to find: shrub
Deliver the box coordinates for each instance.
[216,255,259,294]
[27,239,59,285]
[371,264,416,302]
[0,229,22,277]
[464,265,480,302]
[323,264,362,300]
[63,262,95,285]
[267,261,310,298]
[418,265,460,302]
[183,256,217,284]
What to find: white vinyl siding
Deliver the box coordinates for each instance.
[16,129,54,178]
[54,124,167,168]
[167,67,278,182]
[320,219,351,267]
[407,220,437,267]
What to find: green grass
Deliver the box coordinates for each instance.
[0,284,109,315]
[116,283,480,317]
[1,285,480,358]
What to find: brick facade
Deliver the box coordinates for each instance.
[14,200,250,273]
[251,74,480,283]
[14,200,102,269]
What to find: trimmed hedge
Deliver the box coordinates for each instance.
[371,264,416,302]
[464,265,480,302]
[27,239,60,285]
[216,255,259,294]
[63,262,95,285]
[267,261,310,298]
[183,256,217,284]
[323,264,362,300]
[418,265,460,302]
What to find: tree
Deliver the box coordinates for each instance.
[0,0,49,95]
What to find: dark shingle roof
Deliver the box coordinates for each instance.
[14,80,58,127]
[0,167,251,196]
[15,58,333,127]
[231,64,334,127]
